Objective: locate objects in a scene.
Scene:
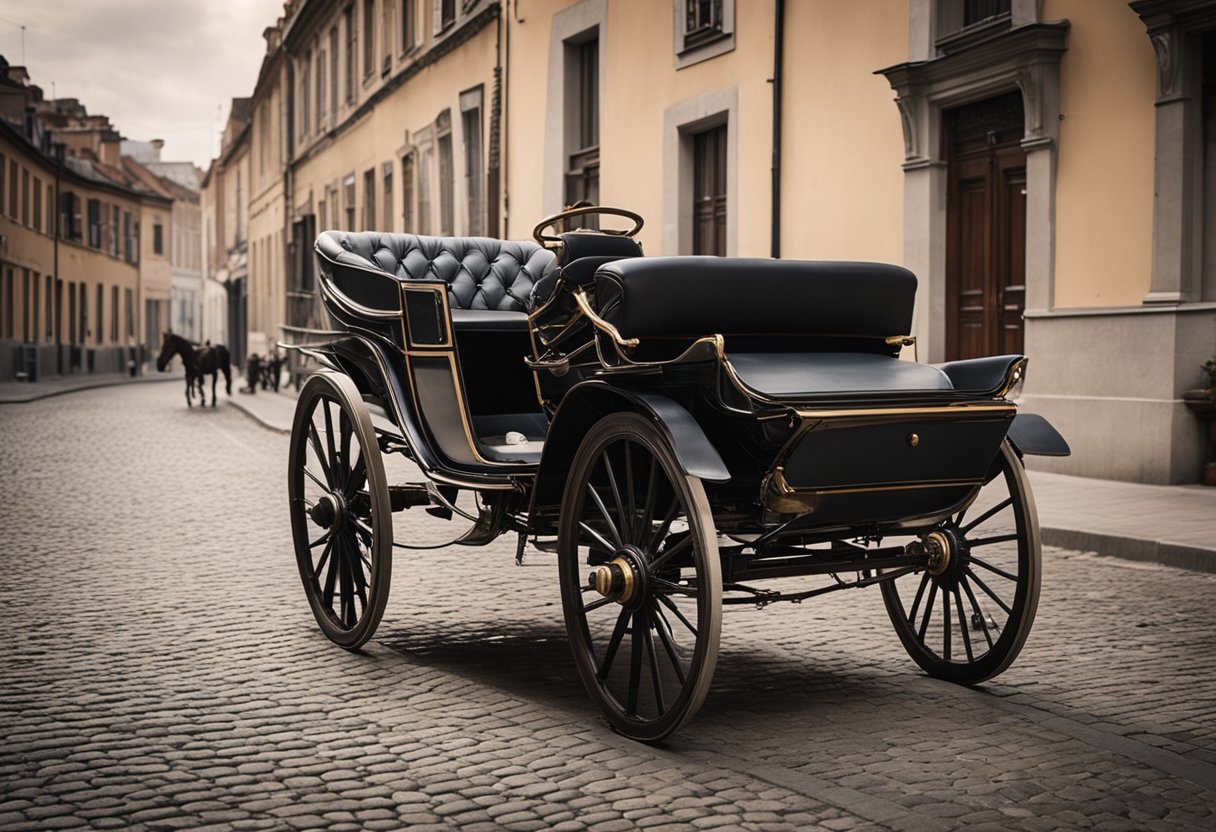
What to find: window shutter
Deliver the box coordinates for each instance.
[432,0,442,35]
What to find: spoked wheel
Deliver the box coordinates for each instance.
[288,371,392,650]
[881,440,1040,684]
[558,412,722,742]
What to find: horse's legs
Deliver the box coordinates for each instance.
[185,376,193,408]
[211,371,218,407]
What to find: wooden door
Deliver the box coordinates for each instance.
[946,92,1027,360]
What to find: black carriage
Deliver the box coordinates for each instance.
[285,205,1069,742]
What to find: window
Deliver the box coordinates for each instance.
[110,206,120,256]
[675,0,734,67]
[46,184,53,234]
[79,282,88,344]
[330,27,340,114]
[8,160,16,220]
[364,0,375,78]
[125,288,134,339]
[124,211,134,263]
[692,124,727,256]
[87,199,102,248]
[436,0,456,33]
[418,145,434,235]
[401,152,415,231]
[46,275,53,339]
[33,176,42,232]
[32,272,40,342]
[68,281,76,344]
[318,198,327,232]
[461,89,484,236]
[401,0,415,52]
[345,5,357,102]
[22,269,29,341]
[565,37,599,215]
[0,153,5,215]
[363,168,376,230]
[684,0,724,49]
[382,161,394,231]
[964,0,1010,26]
[3,267,13,339]
[344,173,356,229]
[316,49,327,124]
[22,167,30,225]
[96,283,103,344]
[111,285,118,341]
[154,222,164,255]
[300,52,311,137]
[436,111,454,236]
[60,191,82,242]
[382,0,394,74]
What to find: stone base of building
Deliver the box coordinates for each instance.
[1,342,146,384]
[1021,303,1216,484]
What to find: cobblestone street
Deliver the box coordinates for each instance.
[2,383,1216,831]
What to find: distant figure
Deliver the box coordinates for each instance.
[244,354,264,395]
[156,332,232,407]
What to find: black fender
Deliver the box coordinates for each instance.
[1007,412,1070,457]
[529,381,731,528]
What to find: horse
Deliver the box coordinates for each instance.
[156,332,232,407]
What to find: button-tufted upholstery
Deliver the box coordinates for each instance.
[316,231,556,312]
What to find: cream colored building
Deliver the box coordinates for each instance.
[224,0,1215,484]
[248,29,288,359]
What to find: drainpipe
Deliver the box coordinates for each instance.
[53,142,63,375]
[488,2,503,237]
[771,0,785,259]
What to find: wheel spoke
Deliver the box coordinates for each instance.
[917,581,938,641]
[971,555,1018,581]
[657,594,698,637]
[954,588,974,662]
[307,422,333,486]
[584,596,615,613]
[601,450,630,544]
[644,608,665,715]
[906,571,931,627]
[652,605,687,684]
[585,483,624,549]
[578,521,616,554]
[627,610,643,716]
[322,541,339,607]
[649,536,692,573]
[966,568,1013,615]
[340,409,354,489]
[338,541,355,627]
[303,465,328,491]
[323,399,340,488]
[311,540,334,582]
[624,441,637,543]
[597,607,631,681]
[942,584,952,661]
[961,496,1013,534]
[345,452,367,500]
[961,577,995,649]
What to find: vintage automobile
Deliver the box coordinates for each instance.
[284,205,1070,742]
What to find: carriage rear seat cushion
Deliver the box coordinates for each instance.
[450,309,530,333]
[317,230,556,312]
[727,352,952,396]
[594,257,916,340]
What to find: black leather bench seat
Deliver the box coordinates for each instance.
[727,353,953,397]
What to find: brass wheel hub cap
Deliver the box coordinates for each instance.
[309,493,345,531]
[588,550,646,606]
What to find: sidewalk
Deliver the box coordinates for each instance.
[230,388,1216,573]
[0,369,182,404]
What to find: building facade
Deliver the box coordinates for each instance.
[216,0,1215,484]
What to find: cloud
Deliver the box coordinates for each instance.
[0,0,285,167]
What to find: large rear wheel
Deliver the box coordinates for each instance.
[288,372,392,650]
[881,440,1040,684]
[558,412,722,742]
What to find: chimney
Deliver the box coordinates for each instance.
[151,139,164,160]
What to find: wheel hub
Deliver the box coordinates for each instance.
[309,493,345,530]
[588,548,648,607]
[923,528,967,586]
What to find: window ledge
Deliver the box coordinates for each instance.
[675,31,735,70]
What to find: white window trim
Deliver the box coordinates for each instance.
[661,86,738,256]
[672,0,736,70]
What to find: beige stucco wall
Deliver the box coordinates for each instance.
[292,22,499,237]
[140,203,173,303]
[505,0,906,260]
[249,69,286,353]
[780,0,907,263]
[1045,0,1156,309]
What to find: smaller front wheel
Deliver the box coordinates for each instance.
[288,372,392,650]
[558,412,722,742]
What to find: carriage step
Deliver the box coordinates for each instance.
[388,485,431,512]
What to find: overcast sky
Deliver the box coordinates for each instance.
[0,0,285,169]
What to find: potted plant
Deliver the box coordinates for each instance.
[1182,356,1216,486]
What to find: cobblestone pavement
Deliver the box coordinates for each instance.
[2,384,1215,831]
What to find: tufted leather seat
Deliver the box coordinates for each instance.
[316,231,556,312]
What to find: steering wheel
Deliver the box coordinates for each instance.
[532,204,644,248]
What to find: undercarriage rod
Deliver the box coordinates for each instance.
[722,566,920,607]
[727,550,928,582]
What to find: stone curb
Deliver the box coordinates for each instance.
[227,396,292,435]
[0,374,179,404]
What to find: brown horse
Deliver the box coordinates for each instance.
[156,332,232,407]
